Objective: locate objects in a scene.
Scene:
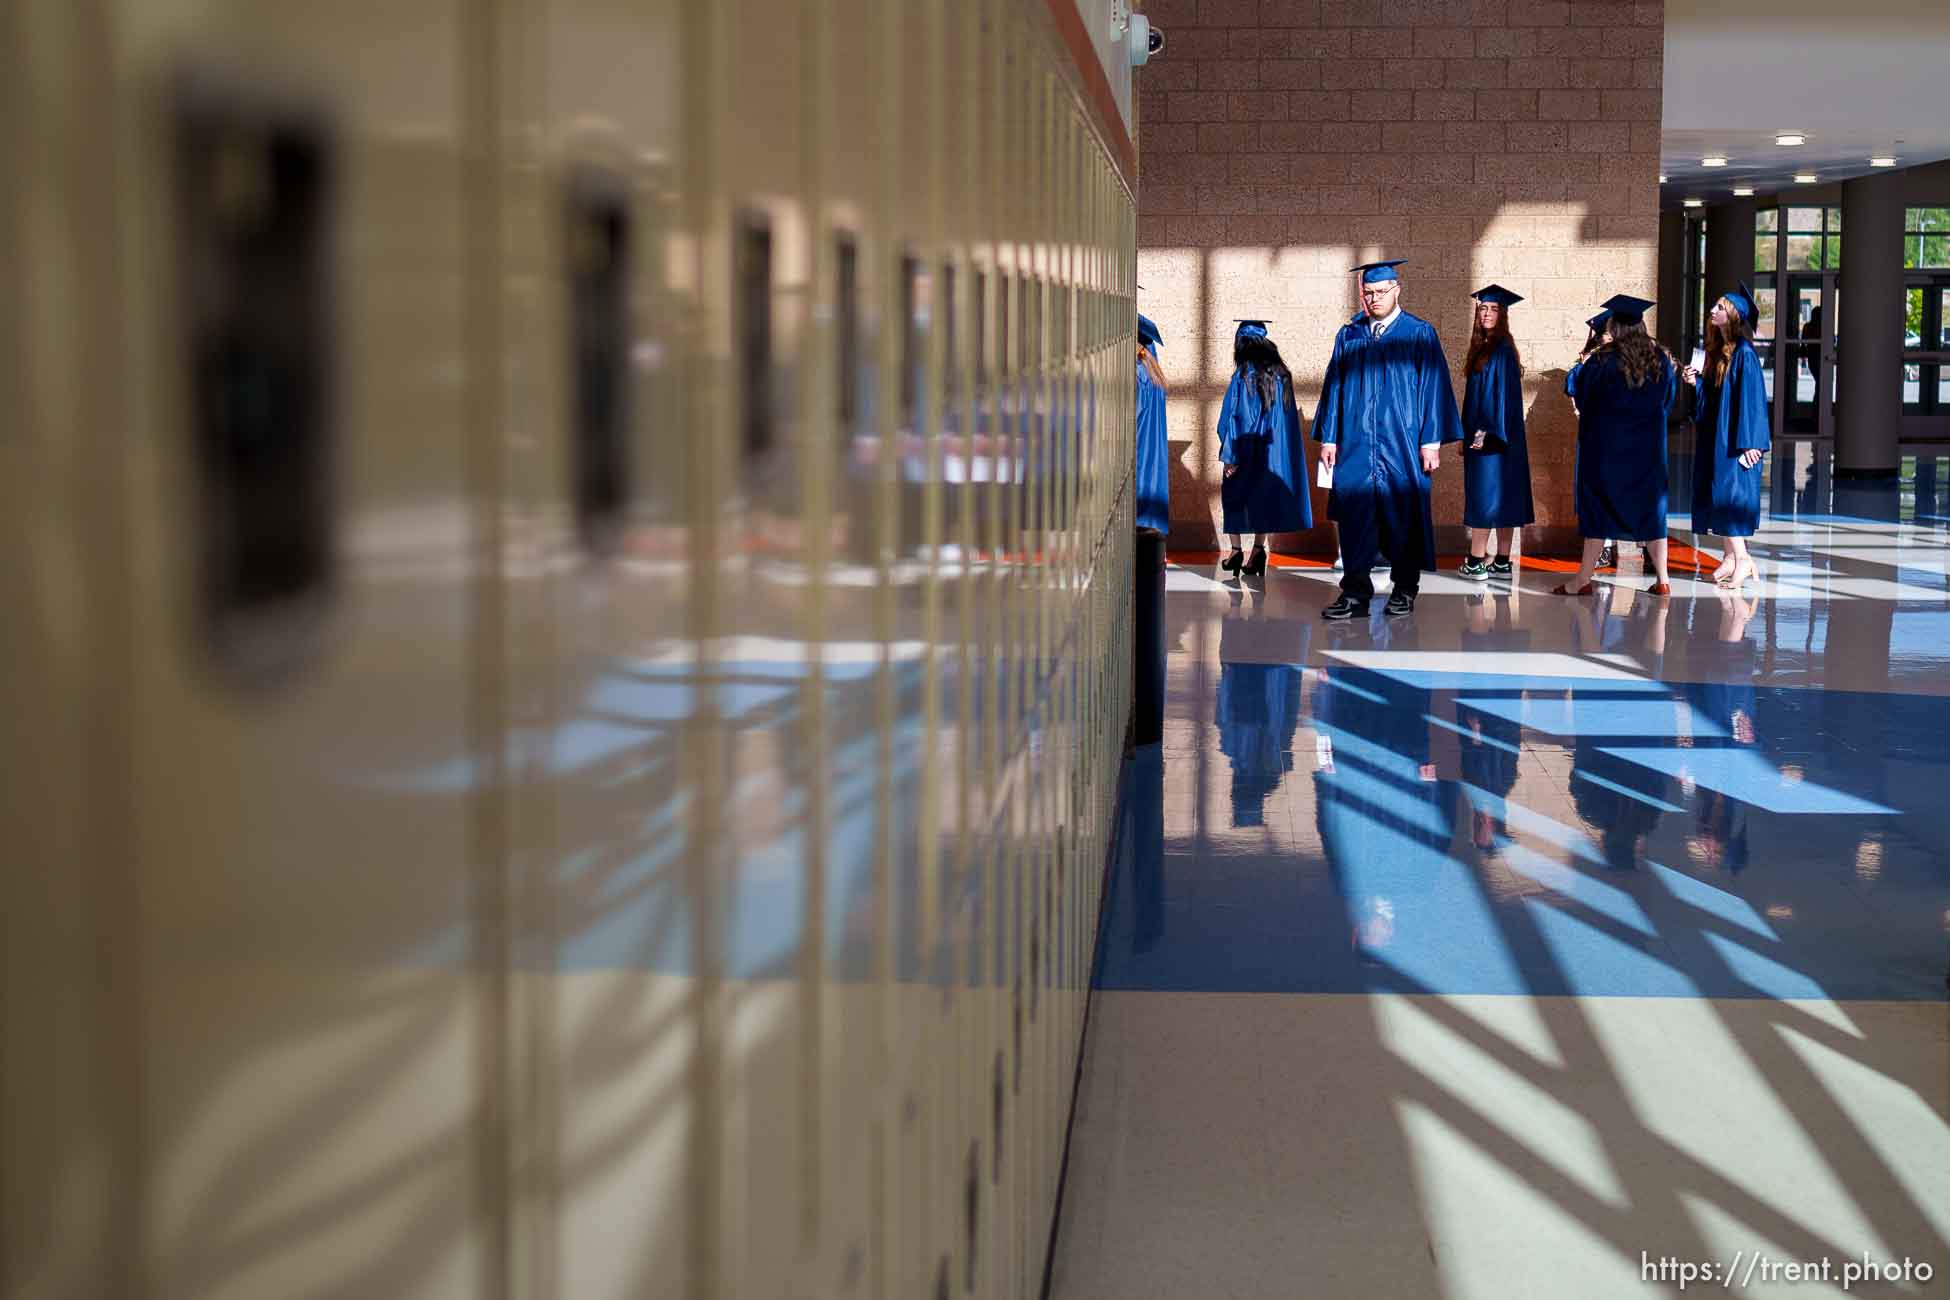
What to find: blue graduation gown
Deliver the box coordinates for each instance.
[1567,349,1674,542]
[1135,358,1171,533]
[1689,340,1770,538]
[1313,311,1464,571]
[1217,364,1311,535]
[1460,340,1535,529]
[1216,661,1301,829]
[1312,667,1459,960]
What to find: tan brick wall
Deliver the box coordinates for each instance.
[1136,0,1664,555]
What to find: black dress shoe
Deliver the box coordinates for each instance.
[1386,590,1417,615]
[1242,545,1267,577]
[1321,594,1370,620]
[1221,548,1245,573]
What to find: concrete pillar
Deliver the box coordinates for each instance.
[1703,197,1756,313]
[1837,171,1906,477]
[1656,210,1686,353]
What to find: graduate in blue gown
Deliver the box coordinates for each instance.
[1559,294,1675,596]
[1314,260,1464,619]
[1216,584,1303,828]
[1135,313,1172,534]
[1458,284,1534,582]
[1682,282,1771,588]
[1217,319,1310,577]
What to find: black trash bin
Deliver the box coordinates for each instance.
[1132,527,1166,746]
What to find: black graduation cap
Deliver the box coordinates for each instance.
[1351,259,1406,283]
[1585,309,1613,332]
[1472,284,1524,306]
[1600,293,1654,324]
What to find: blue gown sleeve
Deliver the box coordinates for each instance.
[1216,373,1241,466]
[1729,345,1771,453]
[1661,355,1679,416]
[1471,345,1519,450]
[1565,360,1583,399]
[1313,333,1345,445]
[1420,331,1464,446]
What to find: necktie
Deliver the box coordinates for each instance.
[1372,321,1384,339]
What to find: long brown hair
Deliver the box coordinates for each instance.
[1602,317,1670,389]
[1706,298,1750,384]
[1465,306,1522,377]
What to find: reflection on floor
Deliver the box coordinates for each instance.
[1052,477,1950,1299]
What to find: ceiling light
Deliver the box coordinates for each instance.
[1794,172,1819,184]
[1774,133,1805,147]
[1733,186,1755,196]
[1871,156,1899,167]
[1702,155,1728,168]
[1683,198,1704,208]
[1659,174,1668,183]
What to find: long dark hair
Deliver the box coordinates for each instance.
[1234,333,1290,409]
[1466,306,1522,377]
[1706,298,1751,385]
[1601,317,1669,389]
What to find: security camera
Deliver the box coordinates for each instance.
[1129,13,1156,66]
[1148,26,1164,56]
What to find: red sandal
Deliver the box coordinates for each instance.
[1551,581,1597,596]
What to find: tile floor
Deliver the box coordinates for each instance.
[1051,483,1950,1299]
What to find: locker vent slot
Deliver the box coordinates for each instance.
[174,81,336,682]
[566,167,632,553]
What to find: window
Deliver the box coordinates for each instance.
[1755,208,1778,273]
[1781,205,1840,271]
[1904,208,1950,269]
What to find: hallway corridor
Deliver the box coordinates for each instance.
[1052,502,1950,1299]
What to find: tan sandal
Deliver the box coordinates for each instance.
[1716,563,1755,588]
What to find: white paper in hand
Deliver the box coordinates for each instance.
[1689,348,1706,375]
[1316,460,1335,490]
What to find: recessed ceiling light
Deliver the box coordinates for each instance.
[1774,133,1805,147]
[1871,156,1899,167]
[1794,172,1819,184]
[1683,198,1704,208]
[1733,186,1755,196]
[1702,155,1728,168]
[1659,174,1668,183]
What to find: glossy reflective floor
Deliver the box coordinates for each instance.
[1051,460,1950,1299]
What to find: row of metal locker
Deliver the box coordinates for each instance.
[1,0,1139,1297]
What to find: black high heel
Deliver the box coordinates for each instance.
[1242,546,1267,577]
[1221,548,1246,573]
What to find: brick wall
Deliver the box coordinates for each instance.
[1136,0,1664,555]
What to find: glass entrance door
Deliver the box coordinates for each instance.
[1903,279,1950,415]
[1783,274,1832,433]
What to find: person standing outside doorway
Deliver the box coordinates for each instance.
[1314,260,1464,619]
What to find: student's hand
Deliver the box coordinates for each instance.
[1470,431,1487,450]
[1420,445,1441,474]
[1682,365,1700,384]
[1223,464,1236,479]
[1320,444,1337,470]
[1739,448,1761,468]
